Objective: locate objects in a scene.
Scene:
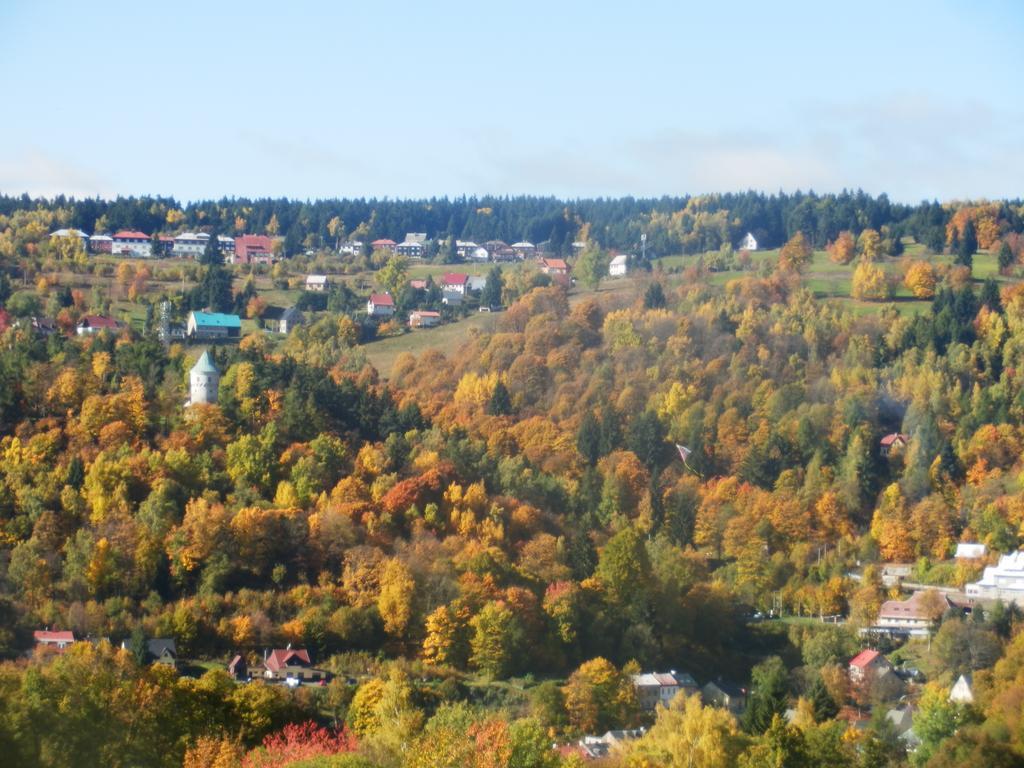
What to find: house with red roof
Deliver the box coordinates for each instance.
[112,230,152,257]
[234,234,275,264]
[34,629,76,652]
[370,239,397,253]
[848,649,892,684]
[440,272,469,295]
[76,315,122,336]
[262,647,326,683]
[367,293,395,318]
[880,433,909,457]
[541,257,569,275]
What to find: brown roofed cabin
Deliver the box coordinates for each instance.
[880,433,909,457]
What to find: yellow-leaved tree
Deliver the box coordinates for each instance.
[851,260,890,300]
[904,261,937,298]
[624,694,743,768]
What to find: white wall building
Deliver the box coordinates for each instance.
[173,233,210,259]
[189,351,220,406]
[740,232,758,251]
[967,551,1024,605]
[609,254,629,277]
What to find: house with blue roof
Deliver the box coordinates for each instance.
[187,311,241,341]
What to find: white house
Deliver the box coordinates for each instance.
[955,543,987,560]
[409,310,441,328]
[367,293,395,317]
[632,671,698,711]
[467,275,487,292]
[966,551,1024,605]
[305,274,329,292]
[609,254,629,277]
[338,240,363,256]
[172,232,209,259]
[112,230,152,257]
[740,232,758,251]
[396,233,427,259]
[875,590,950,636]
[441,272,469,294]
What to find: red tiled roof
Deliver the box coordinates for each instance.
[34,630,75,643]
[880,433,909,446]
[442,273,469,285]
[543,258,568,270]
[369,293,394,306]
[409,279,428,289]
[265,648,311,672]
[413,310,441,318]
[371,239,396,246]
[112,230,149,239]
[849,649,881,669]
[236,234,273,249]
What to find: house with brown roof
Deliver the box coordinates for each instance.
[262,647,326,683]
[228,654,248,680]
[702,679,748,714]
[112,230,152,257]
[370,239,397,253]
[541,258,569,275]
[34,630,76,652]
[367,293,395,318]
[409,310,441,328]
[234,234,275,264]
[876,590,950,636]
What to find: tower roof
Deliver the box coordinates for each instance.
[191,350,219,375]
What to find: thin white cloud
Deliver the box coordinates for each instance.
[0,148,112,198]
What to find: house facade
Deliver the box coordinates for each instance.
[172,232,209,259]
[367,293,395,317]
[76,315,122,335]
[966,551,1024,605]
[34,630,76,651]
[89,234,113,253]
[112,230,152,257]
[396,233,427,259]
[632,671,698,711]
[305,274,329,292]
[187,311,241,341]
[880,433,909,457]
[409,310,441,328]
[541,258,569,275]
[441,273,469,294]
[609,254,629,276]
[702,680,747,714]
[189,350,220,405]
[262,648,327,683]
[234,234,275,264]
[876,590,949,636]
[740,232,758,251]
[370,239,397,253]
[848,649,893,684]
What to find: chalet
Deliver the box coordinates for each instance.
[409,310,441,328]
[470,246,490,261]
[234,234,275,264]
[966,551,1024,605]
[702,679,747,714]
[338,240,363,256]
[609,254,629,277]
[848,649,893,684]
[148,638,177,667]
[441,273,469,294]
[228,654,248,681]
[541,258,569,275]
[740,232,758,251]
[510,241,535,258]
[305,274,329,292]
[949,673,974,704]
[112,230,152,257]
[396,233,427,258]
[370,239,397,253]
[187,311,241,341]
[632,671,698,711]
[880,433,909,457]
[262,647,327,683]
[76,315,122,335]
[367,293,395,318]
[876,590,949,636]
[485,240,516,261]
[89,234,113,253]
[955,542,987,560]
[34,630,76,652]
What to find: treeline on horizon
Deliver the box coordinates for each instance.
[5,190,1023,257]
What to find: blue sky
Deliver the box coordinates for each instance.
[1,0,1021,202]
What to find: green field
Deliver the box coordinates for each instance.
[361,311,498,376]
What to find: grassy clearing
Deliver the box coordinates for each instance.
[361,312,498,376]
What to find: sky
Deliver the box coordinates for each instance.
[0,0,1021,203]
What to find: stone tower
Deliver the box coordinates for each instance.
[189,350,219,406]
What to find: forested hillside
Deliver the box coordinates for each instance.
[2,192,1024,766]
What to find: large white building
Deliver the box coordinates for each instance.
[967,551,1024,605]
[112,230,152,257]
[173,233,209,259]
[609,254,629,277]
